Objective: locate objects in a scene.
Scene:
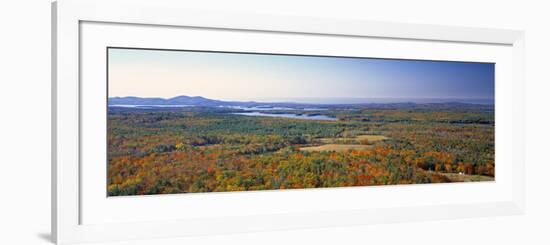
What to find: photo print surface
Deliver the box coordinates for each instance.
[107,47,495,196]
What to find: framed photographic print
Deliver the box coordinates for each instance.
[106,47,496,196]
[52,0,525,244]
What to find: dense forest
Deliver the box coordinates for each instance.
[107,104,494,196]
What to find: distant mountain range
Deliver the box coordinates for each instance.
[108,95,494,110]
[109,95,228,106]
[108,95,297,108]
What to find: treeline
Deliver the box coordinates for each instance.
[107,106,494,196]
[108,146,457,195]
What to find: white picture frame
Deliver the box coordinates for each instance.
[52,0,525,244]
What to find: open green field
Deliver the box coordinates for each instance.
[300,134,387,152]
[107,104,495,196]
[300,144,374,152]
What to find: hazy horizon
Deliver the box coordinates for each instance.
[108,48,495,101]
[108,95,495,105]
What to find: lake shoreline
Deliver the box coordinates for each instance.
[231,111,338,121]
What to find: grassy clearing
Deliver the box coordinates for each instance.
[356,135,388,141]
[300,144,374,152]
[440,173,495,182]
[305,134,388,152]
[318,134,388,144]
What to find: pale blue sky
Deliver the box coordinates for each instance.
[108,48,494,104]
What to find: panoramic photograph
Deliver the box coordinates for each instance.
[107,47,495,196]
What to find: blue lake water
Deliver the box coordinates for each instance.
[108,104,194,108]
[231,112,338,121]
[220,105,328,111]
[108,105,328,111]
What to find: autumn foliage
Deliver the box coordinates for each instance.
[107,105,494,196]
